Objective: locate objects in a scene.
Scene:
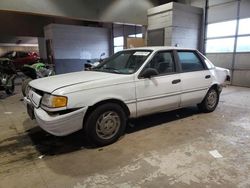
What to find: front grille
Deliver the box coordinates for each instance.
[27,87,43,108]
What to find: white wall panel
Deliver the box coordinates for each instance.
[206,53,233,69]
[49,24,109,60]
[190,0,206,8]
[148,11,173,30]
[234,53,250,70]
[172,9,202,29]
[208,1,237,23]
[44,24,110,74]
[209,0,236,6]
[240,0,250,19]
[232,70,250,87]
[147,2,173,15]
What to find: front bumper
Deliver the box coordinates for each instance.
[24,97,87,136]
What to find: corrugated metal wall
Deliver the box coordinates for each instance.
[204,0,250,87]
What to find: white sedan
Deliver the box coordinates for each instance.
[24,47,230,146]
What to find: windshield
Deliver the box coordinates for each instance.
[92,50,152,74]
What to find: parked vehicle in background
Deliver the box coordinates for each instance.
[24,47,230,146]
[1,51,40,70]
[21,61,55,97]
[0,58,16,94]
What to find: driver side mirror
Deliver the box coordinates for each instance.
[140,68,158,78]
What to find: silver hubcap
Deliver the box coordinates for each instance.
[96,111,120,140]
[207,90,217,108]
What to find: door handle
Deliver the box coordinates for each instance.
[205,75,211,79]
[172,79,181,84]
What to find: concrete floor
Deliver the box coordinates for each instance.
[0,85,250,188]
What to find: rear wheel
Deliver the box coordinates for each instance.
[84,103,127,146]
[198,88,219,113]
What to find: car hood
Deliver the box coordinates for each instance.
[29,71,118,93]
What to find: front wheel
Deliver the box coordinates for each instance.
[198,88,219,113]
[84,103,127,146]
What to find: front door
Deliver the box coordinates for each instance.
[135,51,181,117]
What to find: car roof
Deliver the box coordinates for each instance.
[124,46,196,51]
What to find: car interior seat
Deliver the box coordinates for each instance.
[157,61,169,74]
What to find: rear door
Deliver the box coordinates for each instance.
[135,50,181,116]
[176,50,212,107]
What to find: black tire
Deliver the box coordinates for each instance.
[84,103,127,146]
[22,78,32,97]
[198,87,219,113]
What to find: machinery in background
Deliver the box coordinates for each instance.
[1,51,40,70]
[21,61,55,96]
[0,58,17,95]
[84,53,106,71]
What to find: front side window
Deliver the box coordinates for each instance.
[144,51,175,75]
[177,51,205,72]
[93,50,152,74]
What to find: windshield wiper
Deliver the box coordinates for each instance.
[91,67,121,74]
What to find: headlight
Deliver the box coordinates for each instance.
[41,94,68,108]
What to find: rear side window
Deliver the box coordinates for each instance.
[177,51,205,72]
